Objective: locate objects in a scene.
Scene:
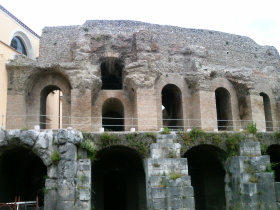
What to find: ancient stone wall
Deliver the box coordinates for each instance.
[5,20,280,132]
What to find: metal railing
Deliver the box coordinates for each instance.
[0,114,278,132]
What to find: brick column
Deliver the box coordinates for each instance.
[191,90,217,131]
[71,89,92,132]
[135,89,158,131]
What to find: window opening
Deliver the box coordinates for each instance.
[10,36,27,55]
[40,86,63,129]
[161,84,183,130]
[215,87,233,130]
[260,92,273,131]
[102,98,124,131]
[101,57,123,90]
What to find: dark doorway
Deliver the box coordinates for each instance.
[266,145,280,181]
[161,84,183,130]
[260,92,273,131]
[0,147,47,207]
[102,98,124,131]
[40,85,62,129]
[215,87,233,130]
[184,145,227,210]
[101,57,123,90]
[92,146,146,210]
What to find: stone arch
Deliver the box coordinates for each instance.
[211,78,240,131]
[26,73,71,129]
[259,92,273,131]
[183,144,227,210]
[102,98,124,131]
[0,146,47,206]
[92,91,134,132]
[266,144,280,181]
[92,145,146,210]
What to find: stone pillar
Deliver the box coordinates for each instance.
[135,89,158,131]
[191,90,217,131]
[71,89,92,132]
[225,135,278,209]
[145,134,195,210]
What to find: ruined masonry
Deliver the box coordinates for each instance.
[1,20,280,209]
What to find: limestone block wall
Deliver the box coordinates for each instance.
[225,135,278,209]
[0,128,91,210]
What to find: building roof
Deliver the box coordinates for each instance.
[0,4,40,39]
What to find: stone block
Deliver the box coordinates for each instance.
[0,130,7,146]
[151,187,166,198]
[152,198,166,209]
[170,197,183,209]
[242,183,257,194]
[166,186,183,197]
[59,143,77,161]
[250,155,270,172]
[182,197,195,209]
[78,159,91,171]
[275,182,280,201]
[183,186,194,197]
[79,189,91,201]
[255,172,274,183]
[167,178,183,187]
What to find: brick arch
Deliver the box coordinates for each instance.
[91,91,134,131]
[254,83,276,131]
[183,144,227,209]
[92,145,146,209]
[26,73,71,129]
[211,78,240,130]
[155,75,190,130]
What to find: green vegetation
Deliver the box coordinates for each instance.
[169,172,183,180]
[50,151,61,165]
[244,122,257,134]
[249,176,258,183]
[161,127,171,134]
[81,134,97,162]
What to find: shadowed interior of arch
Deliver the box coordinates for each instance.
[266,145,280,181]
[101,57,123,90]
[102,98,124,131]
[0,147,47,205]
[40,85,62,129]
[260,92,273,131]
[161,84,183,130]
[184,145,227,210]
[215,87,233,131]
[91,146,146,210]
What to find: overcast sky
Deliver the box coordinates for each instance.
[1,0,279,52]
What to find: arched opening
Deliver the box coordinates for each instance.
[215,87,233,130]
[10,36,27,55]
[102,98,124,131]
[92,146,146,210]
[40,85,63,129]
[161,84,183,130]
[101,57,124,90]
[0,147,47,207]
[184,145,227,210]
[260,92,273,131]
[266,145,280,181]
